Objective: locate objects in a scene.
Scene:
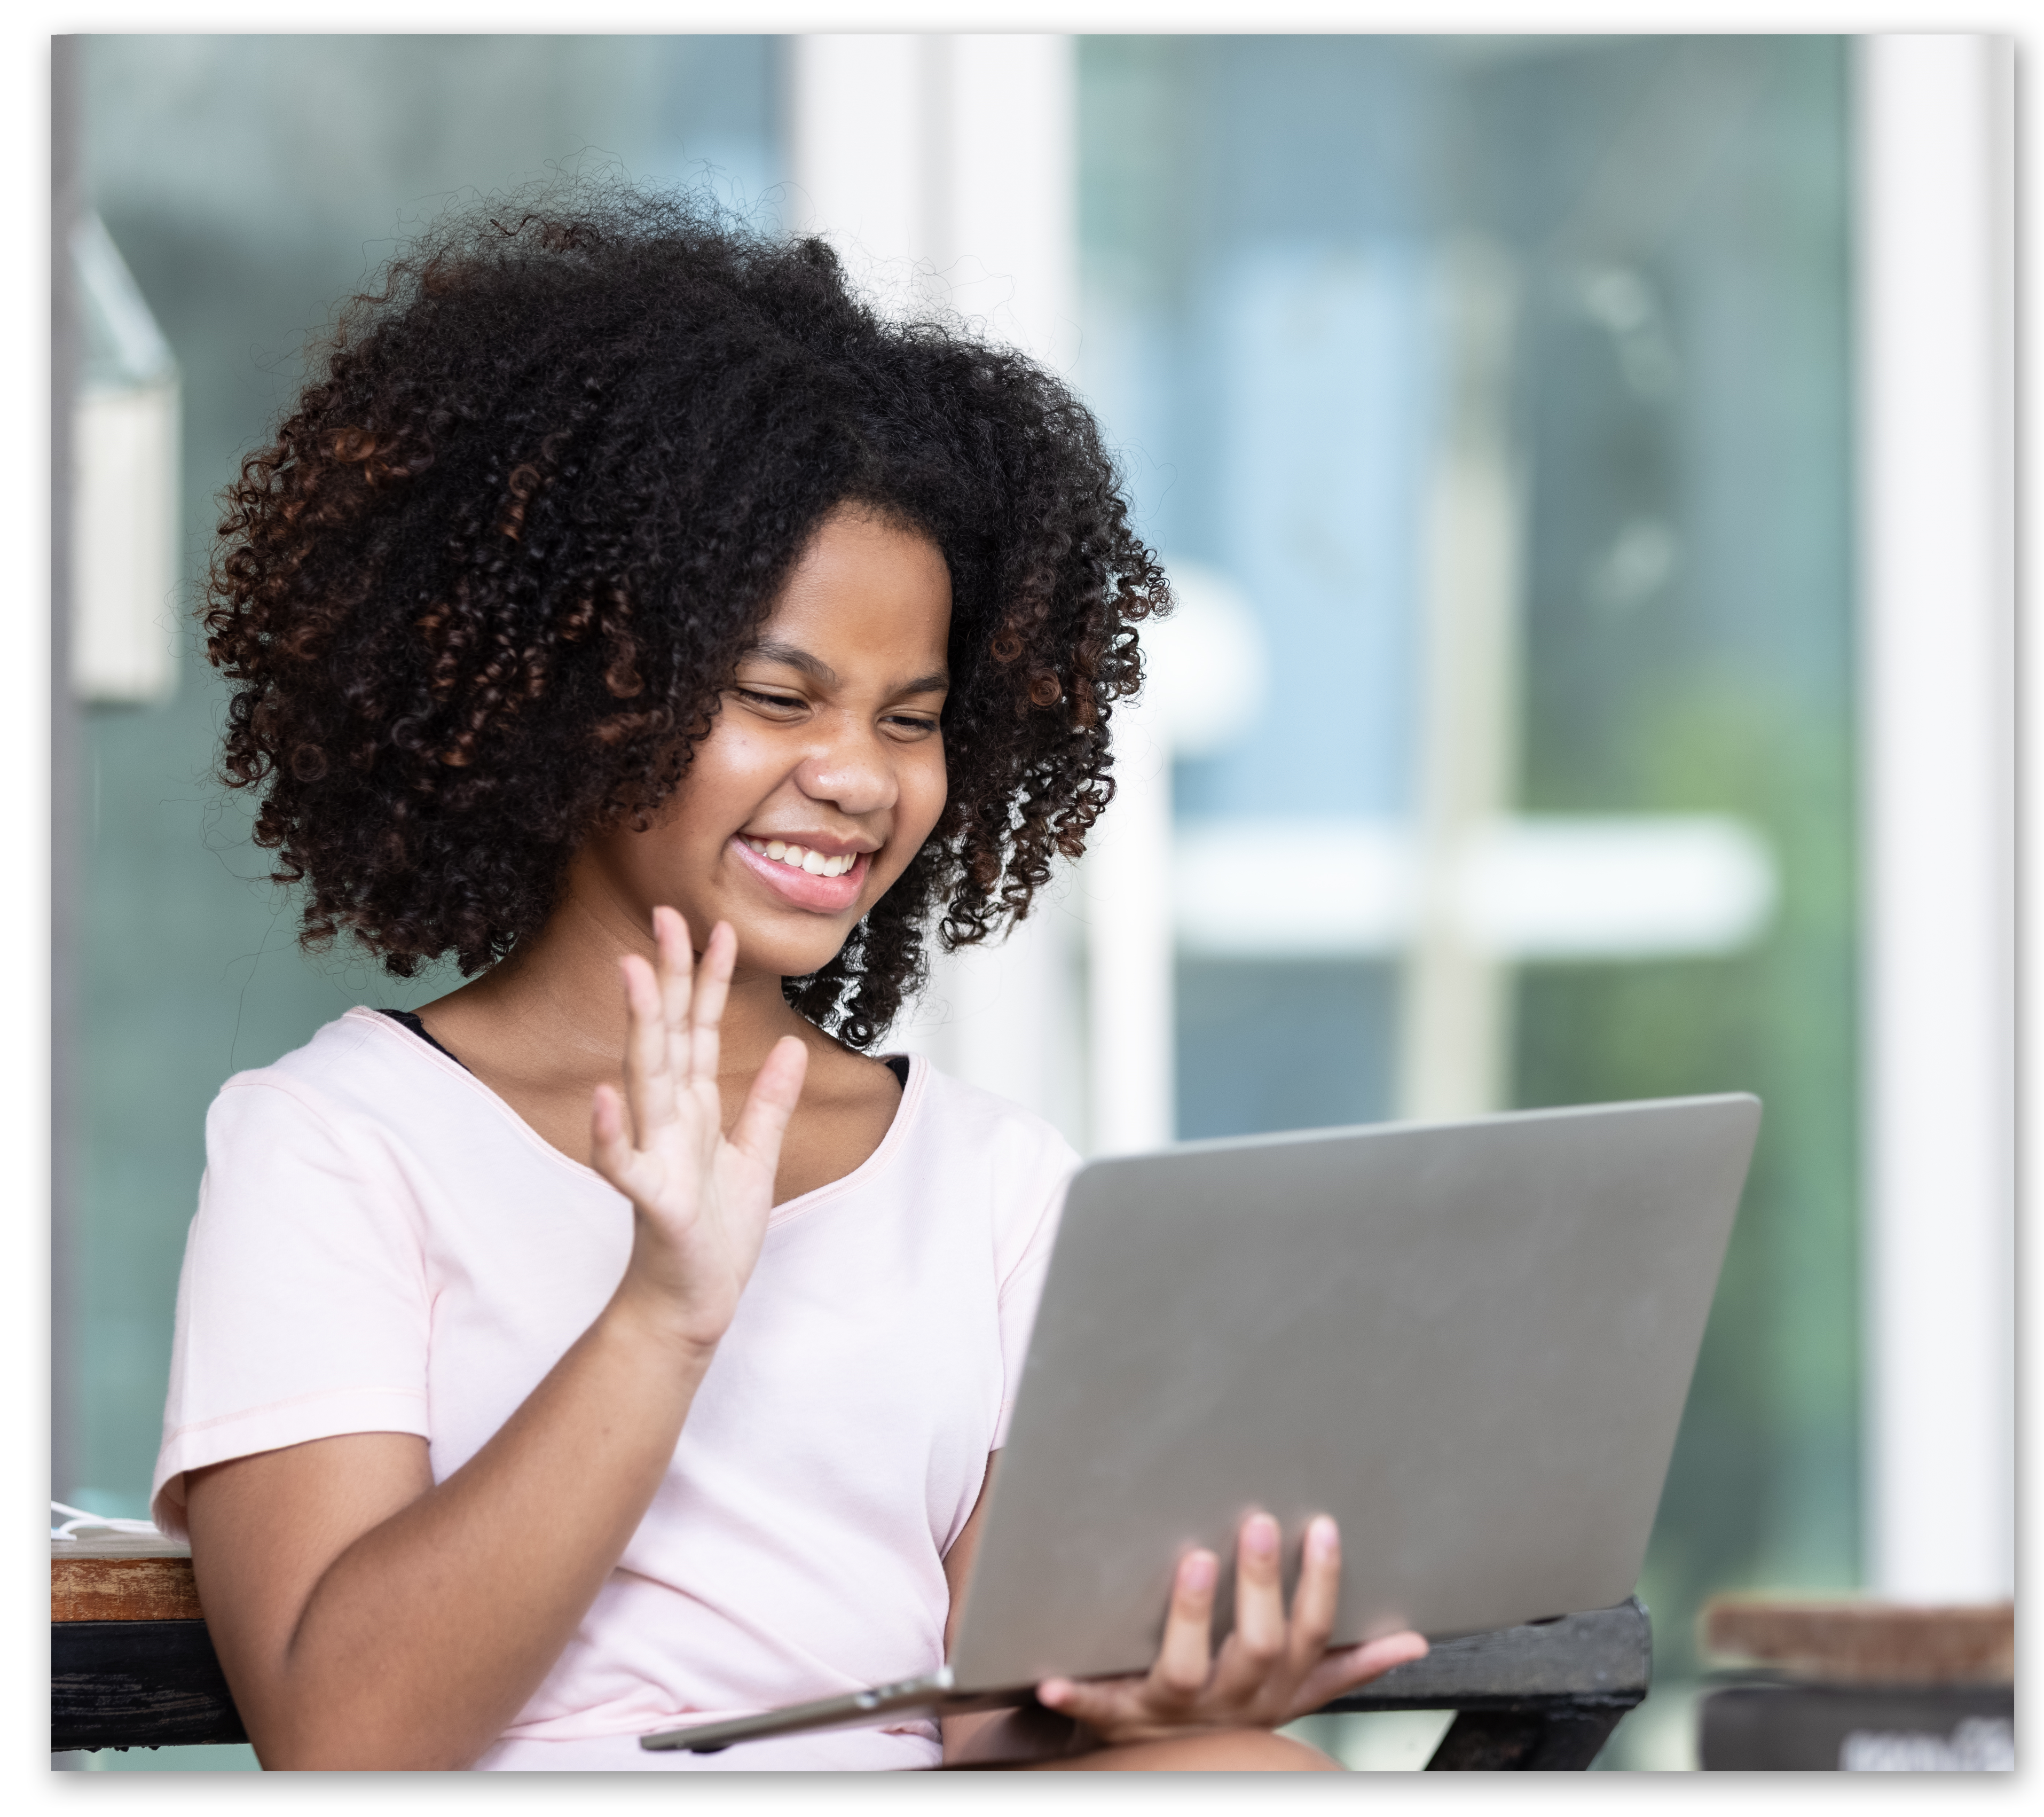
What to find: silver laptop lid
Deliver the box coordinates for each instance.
[948,1093,1759,1691]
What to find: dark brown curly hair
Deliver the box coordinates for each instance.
[203,184,1166,1046]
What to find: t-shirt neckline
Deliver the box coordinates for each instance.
[345,1005,924,1226]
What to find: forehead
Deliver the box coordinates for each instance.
[757,508,952,664]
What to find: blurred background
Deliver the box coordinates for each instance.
[52,33,2011,1771]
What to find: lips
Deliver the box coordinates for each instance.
[728,834,871,913]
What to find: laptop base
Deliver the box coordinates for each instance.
[639,1667,1038,1754]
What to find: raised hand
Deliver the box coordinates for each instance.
[591,907,807,1353]
[1033,1514,1428,1745]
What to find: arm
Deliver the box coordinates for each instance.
[937,1462,1031,1765]
[935,1461,1099,1767]
[184,912,806,1769]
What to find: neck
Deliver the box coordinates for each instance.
[426,859,816,1084]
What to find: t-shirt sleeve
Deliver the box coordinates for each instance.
[990,1129,1080,1452]
[151,1078,433,1536]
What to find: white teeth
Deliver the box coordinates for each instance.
[747,839,858,878]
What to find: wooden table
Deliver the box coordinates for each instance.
[1695,1597,2016,1771]
[52,1534,246,1755]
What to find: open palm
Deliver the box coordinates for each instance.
[591,909,807,1351]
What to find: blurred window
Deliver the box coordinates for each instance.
[65,33,781,1532]
[1078,35,1857,1750]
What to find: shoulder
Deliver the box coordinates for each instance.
[891,1057,1081,1270]
[210,1006,463,1134]
[185,1016,454,1284]
[201,1008,486,1215]
[899,1058,1080,1176]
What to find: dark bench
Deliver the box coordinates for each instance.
[53,1538,1649,1769]
[1324,1599,1651,1768]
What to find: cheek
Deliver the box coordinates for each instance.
[663,725,783,832]
[903,743,950,841]
[617,744,763,884]
[867,747,947,900]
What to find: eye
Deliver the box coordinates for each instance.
[882,711,941,739]
[734,686,806,715]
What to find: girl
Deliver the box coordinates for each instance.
[153,188,1426,1771]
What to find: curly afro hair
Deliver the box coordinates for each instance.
[202,184,1166,1046]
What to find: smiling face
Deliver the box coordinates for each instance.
[574,504,953,984]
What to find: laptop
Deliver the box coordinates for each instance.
[642,1092,1759,1755]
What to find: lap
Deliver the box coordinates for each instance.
[990,1729,1341,1773]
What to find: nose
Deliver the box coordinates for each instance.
[792,719,898,819]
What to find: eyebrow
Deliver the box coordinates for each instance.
[742,639,949,698]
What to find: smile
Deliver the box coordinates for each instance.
[744,837,859,878]
[728,835,871,912]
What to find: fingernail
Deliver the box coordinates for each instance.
[1246,1514,1279,1557]
[1181,1550,1217,1592]
[1308,1515,1338,1560]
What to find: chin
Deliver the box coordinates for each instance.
[742,918,861,982]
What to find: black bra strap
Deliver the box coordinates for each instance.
[884,1054,910,1089]
[378,1007,471,1074]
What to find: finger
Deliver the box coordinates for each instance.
[619,952,674,1145]
[728,1035,808,1169]
[1290,1630,1430,1719]
[687,920,736,1088]
[1034,1672,1147,1736]
[1037,1550,1220,1733]
[1146,1547,1220,1711]
[1283,1515,1341,1679]
[589,1082,646,1199]
[1208,1513,1286,1707]
[652,907,696,1080]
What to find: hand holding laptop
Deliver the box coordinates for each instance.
[1031,1511,1427,1745]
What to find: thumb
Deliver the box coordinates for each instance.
[1293,1631,1429,1715]
[728,1036,807,1165]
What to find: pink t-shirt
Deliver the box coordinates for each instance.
[152,1007,1076,1771]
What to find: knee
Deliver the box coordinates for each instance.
[1192,1730,1342,1772]
[1076,1728,1343,1772]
